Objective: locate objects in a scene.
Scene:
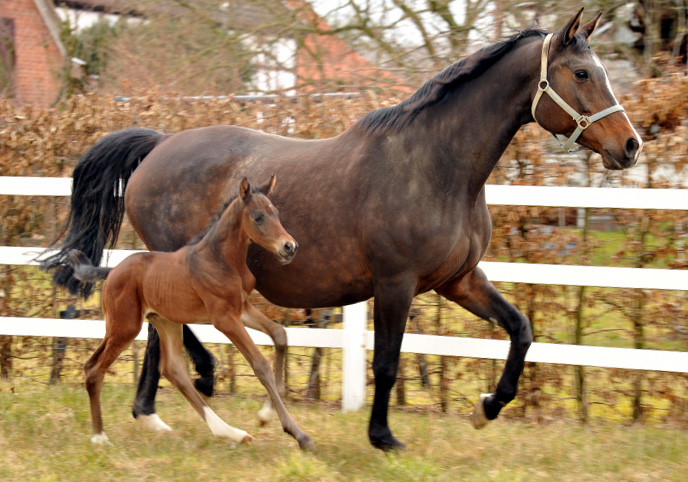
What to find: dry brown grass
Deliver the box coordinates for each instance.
[1,380,687,481]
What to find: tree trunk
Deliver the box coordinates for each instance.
[0,336,11,379]
[396,356,406,406]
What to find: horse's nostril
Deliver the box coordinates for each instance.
[625,137,640,158]
[284,242,296,254]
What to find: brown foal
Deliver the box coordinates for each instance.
[69,176,314,450]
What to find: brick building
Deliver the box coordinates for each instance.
[0,0,65,107]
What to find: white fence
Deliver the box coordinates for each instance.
[1,176,687,411]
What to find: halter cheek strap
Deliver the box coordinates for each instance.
[531,33,625,153]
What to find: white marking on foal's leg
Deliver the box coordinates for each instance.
[203,406,254,444]
[257,399,275,426]
[137,413,173,432]
[91,432,110,444]
[471,393,492,430]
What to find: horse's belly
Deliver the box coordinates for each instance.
[249,243,374,308]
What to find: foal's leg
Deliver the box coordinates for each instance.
[436,267,533,428]
[133,324,215,429]
[240,302,287,425]
[149,314,253,444]
[85,312,143,443]
[215,314,314,451]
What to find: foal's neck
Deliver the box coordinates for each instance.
[196,199,250,266]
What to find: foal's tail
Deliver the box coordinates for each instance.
[67,250,112,282]
[40,128,166,298]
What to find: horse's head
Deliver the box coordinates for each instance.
[240,175,298,264]
[531,8,642,170]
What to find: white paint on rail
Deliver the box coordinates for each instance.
[2,317,686,373]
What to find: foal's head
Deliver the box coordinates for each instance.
[239,175,297,264]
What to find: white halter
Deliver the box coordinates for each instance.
[531,33,625,153]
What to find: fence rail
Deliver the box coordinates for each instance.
[2,176,687,410]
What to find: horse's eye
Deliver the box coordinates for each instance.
[574,70,589,81]
[252,213,265,224]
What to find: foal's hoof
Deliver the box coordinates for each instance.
[241,433,255,444]
[471,393,492,430]
[298,435,316,452]
[91,432,110,445]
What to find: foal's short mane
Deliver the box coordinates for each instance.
[358,28,548,134]
[187,186,266,246]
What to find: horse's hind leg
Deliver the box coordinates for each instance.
[183,325,216,397]
[149,314,252,444]
[240,302,287,425]
[436,267,532,428]
[132,323,171,432]
[85,312,142,443]
[133,324,215,429]
[215,314,314,451]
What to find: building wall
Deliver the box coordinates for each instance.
[0,0,64,106]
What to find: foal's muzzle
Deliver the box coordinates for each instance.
[277,240,298,264]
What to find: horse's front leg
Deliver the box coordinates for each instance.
[436,267,533,428]
[369,276,416,451]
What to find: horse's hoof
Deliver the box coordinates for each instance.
[257,406,274,426]
[471,393,492,429]
[370,434,406,452]
[91,432,110,444]
[241,433,255,444]
[137,413,173,432]
[298,435,316,452]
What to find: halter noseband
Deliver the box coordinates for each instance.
[531,33,625,153]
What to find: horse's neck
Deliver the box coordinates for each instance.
[407,41,540,196]
[196,202,250,266]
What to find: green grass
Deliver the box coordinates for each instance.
[1,381,687,481]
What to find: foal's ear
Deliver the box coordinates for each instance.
[579,11,602,42]
[240,177,252,203]
[259,174,276,196]
[557,7,585,46]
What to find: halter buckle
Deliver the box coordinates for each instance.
[577,116,590,129]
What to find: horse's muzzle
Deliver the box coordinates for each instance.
[603,136,643,170]
[277,240,298,264]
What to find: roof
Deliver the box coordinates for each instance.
[34,0,66,57]
[59,0,293,30]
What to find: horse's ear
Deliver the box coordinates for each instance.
[240,177,252,203]
[579,11,602,42]
[557,7,585,46]
[260,174,276,196]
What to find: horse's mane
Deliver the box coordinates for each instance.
[358,28,548,134]
[187,186,265,246]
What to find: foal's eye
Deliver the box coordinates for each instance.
[252,213,265,224]
[574,70,589,81]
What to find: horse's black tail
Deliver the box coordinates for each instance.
[67,249,112,282]
[40,127,166,298]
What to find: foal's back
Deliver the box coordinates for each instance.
[102,248,212,326]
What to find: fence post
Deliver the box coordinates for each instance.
[342,301,367,412]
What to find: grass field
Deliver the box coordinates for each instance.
[1,381,687,481]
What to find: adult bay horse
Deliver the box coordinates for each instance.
[68,176,313,449]
[41,9,642,450]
